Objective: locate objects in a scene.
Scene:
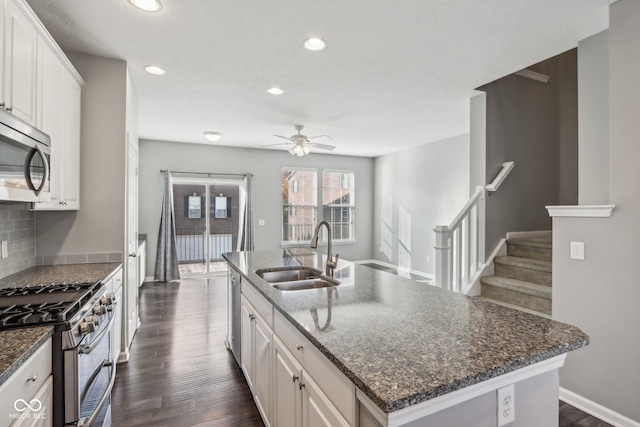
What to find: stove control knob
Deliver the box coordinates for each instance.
[93,305,107,316]
[85,315,99,327]
[101,294,114,306]
[80,321,96,336]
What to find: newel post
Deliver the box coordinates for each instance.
[434,225,450,291]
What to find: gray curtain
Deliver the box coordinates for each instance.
[239,173,254,251]
[154,171,180,282]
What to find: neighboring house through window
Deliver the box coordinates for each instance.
[282,167,355,244]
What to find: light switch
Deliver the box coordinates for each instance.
[570,241,584,260]
[258,219,265,226]
[1,241,7,259]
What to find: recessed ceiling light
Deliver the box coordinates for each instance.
[304,37,327,51]
[130,0,162,12]
[267,87,284,95]
[204,131,222,142]
[144,65,166,75]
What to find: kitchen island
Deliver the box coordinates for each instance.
[224,249,588,427]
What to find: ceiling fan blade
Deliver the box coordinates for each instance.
[273,134,292,141]
[260,142,291,148]
[308,134,333,140]
[308,142,335,151]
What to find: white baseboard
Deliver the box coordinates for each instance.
[560,387,640,427]
[117,351,130,364]
[355,259,434,281]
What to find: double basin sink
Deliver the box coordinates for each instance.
[256,267,339,291]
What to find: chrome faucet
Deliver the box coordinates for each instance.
[310,220,339,277]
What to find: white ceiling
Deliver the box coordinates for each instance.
[26,0,611,157]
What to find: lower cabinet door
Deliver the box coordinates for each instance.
[273,337,302,427]
[240,297,254,392]
[13,375,53,427]
[302,374,350,427]
[253,314,272,427]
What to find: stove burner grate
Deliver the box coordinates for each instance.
[0,301,72,325]
[0,281,94,297]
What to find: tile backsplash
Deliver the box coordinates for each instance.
[0,204,35,279]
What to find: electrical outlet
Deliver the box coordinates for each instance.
[1,241,7,259]
[497,384,515,426]
[570,241,585,260]
[426,256,431,263]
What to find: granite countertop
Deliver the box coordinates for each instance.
[0,262,122,288]
[0,327,53,387]
[224,249,589,413]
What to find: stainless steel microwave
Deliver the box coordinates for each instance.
[0,108,51,202]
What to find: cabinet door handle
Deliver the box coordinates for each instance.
[292,374,298,383]
[296,345,303,351]
[299,382,305,390]
[26,374,38,382]
[6,106,12,113]
[249,314,255,320]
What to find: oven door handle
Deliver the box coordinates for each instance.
[79,309,116,355]
[78,361,116,427]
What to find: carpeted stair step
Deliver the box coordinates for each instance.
[494,255,552,286]
[507,237,552,262]
[480,275,552,315]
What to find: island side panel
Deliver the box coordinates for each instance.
[359,370,559,427]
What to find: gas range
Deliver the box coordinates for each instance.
[0,281,103,329]
[0,275,117,427]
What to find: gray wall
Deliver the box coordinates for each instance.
[0,204,35,278]
[139,140,374,275]
[35,53,127,263]
[553,2,640,422]
[371,134,470,276]
[479,50,578,254]
[577,31,610,205]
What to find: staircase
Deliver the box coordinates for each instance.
[479,236,552,316]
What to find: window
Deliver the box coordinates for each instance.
[282,168,355,244]
[322,170,355,242]
[282,168,317,243]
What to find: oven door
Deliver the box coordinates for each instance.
[65,310,116,426]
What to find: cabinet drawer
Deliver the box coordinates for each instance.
[0,339,52,426]
[12,375,53,427]
[274,310,355,424]
[242,283,273,328]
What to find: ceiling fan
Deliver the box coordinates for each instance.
[262,125,335,156]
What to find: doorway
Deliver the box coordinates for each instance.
[172,176,246,276]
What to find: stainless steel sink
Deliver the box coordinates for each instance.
[255,267,339,291]
[273,279,335,291]
[256,267,322,283]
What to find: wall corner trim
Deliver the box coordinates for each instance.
[546,205,615,218]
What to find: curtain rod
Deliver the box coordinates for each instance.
[160,170,252,178]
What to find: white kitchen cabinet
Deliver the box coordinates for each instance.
[32,36,81,211]
[3,0,38,125]
[273,336,303,427]
[106,266,124,364]
[273,335,350,427]
[240,294,272,427]
[0,338,53,427]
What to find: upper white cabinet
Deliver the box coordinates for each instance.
[3,0,38,125]
[10,0,84,211]
[33,36,81,210]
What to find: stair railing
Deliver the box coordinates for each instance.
[434,161,514,293]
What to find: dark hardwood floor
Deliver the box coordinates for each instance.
[111,277,612,427]
[111,277,263,426]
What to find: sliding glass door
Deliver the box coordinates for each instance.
[172,177,246,276]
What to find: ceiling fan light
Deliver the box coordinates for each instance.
[302,145,311,155]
